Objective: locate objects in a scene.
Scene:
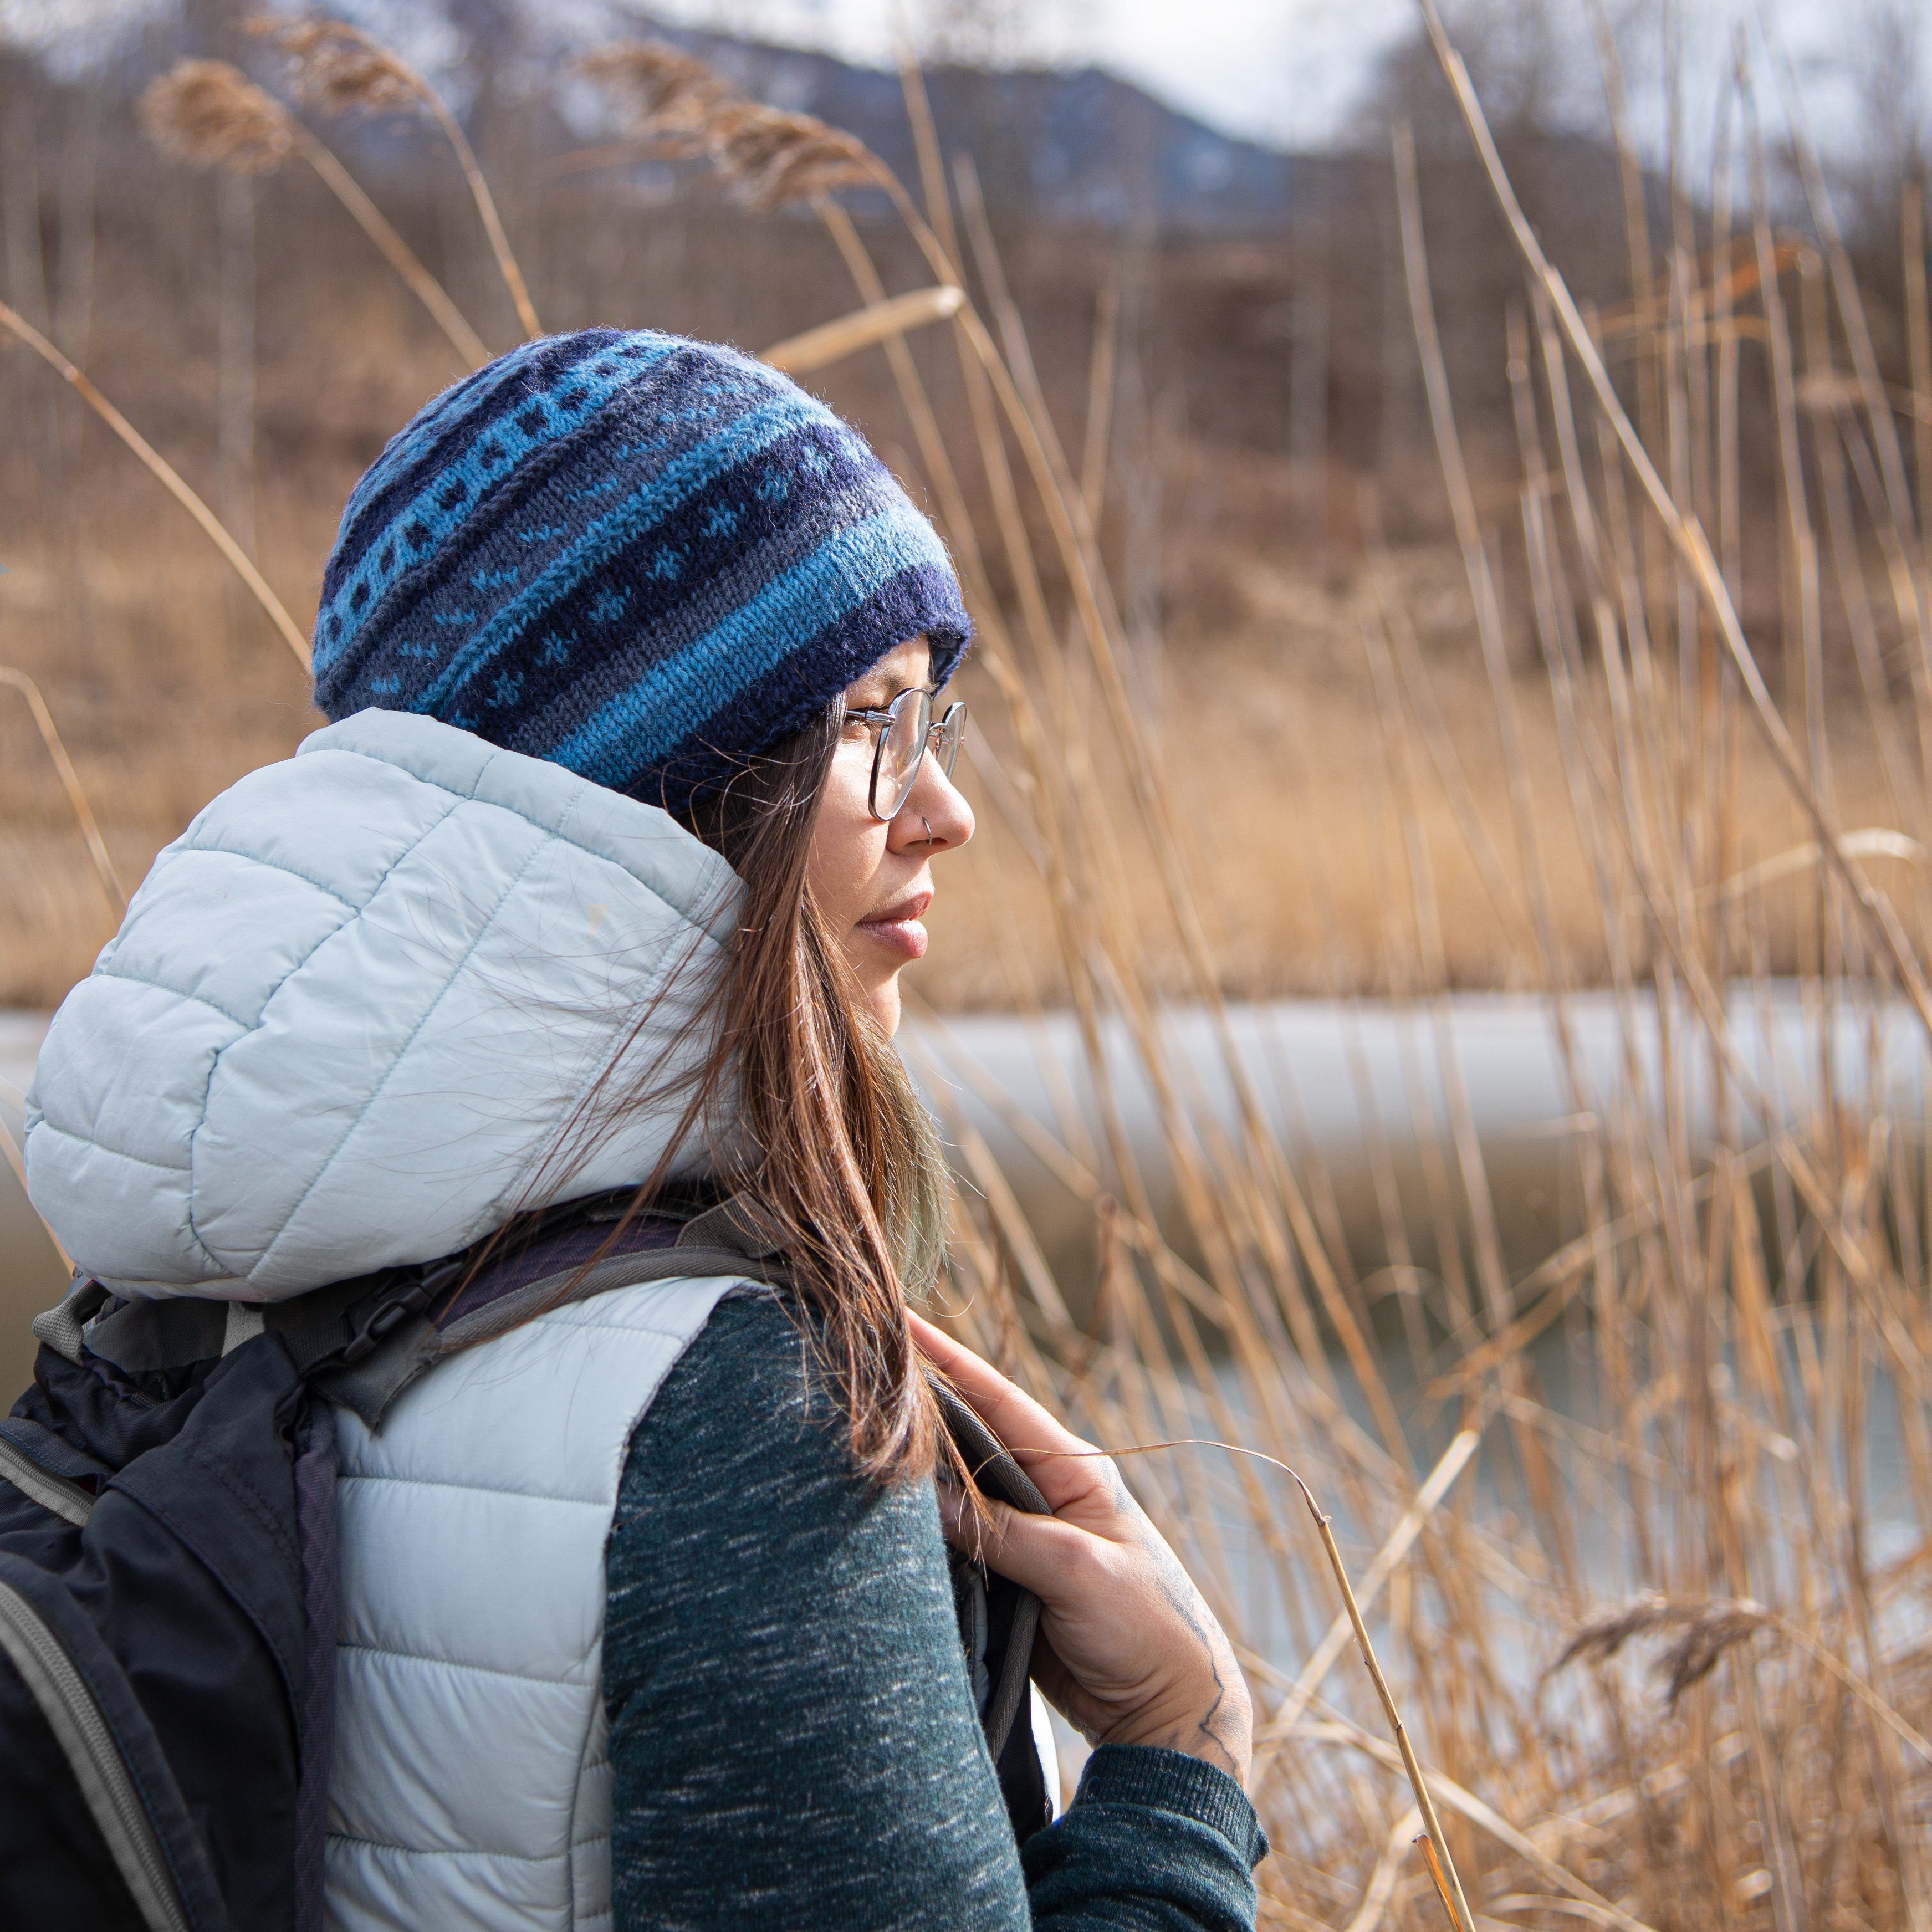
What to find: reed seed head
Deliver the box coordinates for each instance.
[139,60,294,175]
[577,40,882,210]
[1552,1593,1772,1708]
[577,43,733,137]
[707,101,881,212]
[248,13,428,119]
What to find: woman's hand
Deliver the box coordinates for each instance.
[913,1313,1253,1788]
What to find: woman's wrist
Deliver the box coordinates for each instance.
[1098,1676,1253,1785]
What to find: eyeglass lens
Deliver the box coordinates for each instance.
[873,688,932,819]
[934,702,964,779]
[868,695,970,819]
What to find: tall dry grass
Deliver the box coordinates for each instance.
[5,11,1932,1926]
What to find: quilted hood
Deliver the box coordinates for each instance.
[23,710,741,1302]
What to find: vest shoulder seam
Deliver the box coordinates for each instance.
[327,1832,572,1864]
[339,1638,596,1687]
[338,1470,610,1507]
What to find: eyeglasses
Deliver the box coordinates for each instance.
[842,688,967,821]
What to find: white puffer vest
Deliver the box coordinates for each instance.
[24,713,757,1929]
[326,1272,737,1928]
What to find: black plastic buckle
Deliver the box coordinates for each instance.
[338,1257,465,1367]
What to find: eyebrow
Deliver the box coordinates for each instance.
[852,679,939,704]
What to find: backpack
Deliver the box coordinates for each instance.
[0,1190,1049,1931]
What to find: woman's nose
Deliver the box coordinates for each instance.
[892,754,974,852]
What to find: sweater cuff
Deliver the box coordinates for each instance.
[1072,1744,1270,1868]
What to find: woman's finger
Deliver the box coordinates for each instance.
[911,1312,1095,1484]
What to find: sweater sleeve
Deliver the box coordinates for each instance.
[603,1291,1265,1932]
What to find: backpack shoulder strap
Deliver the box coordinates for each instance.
[928,1377,1051,1769]
[306,1193,792,1430]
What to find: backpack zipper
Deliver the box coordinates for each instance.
[0,1435,97,1528]
[0,1577,194,1932]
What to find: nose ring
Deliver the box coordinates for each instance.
[921,816,933,842]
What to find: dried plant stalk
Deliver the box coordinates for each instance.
[1414,1833,1461,1929]
[1907,183,1932,568]
[1291,1471,1479,1932]
[1415,0,1932,1042]
[141,59,488,369]
[1253,1427,1481,1762]
[760,285,963,375]
[251,14,541,340]
[0,666,123,910]
[0,298,310,669]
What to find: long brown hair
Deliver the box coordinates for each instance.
[674,703,948,1483]
[487,702,949,1486]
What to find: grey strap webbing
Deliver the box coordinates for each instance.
[929,1378,1051,1761]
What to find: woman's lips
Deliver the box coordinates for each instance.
[858,889,932,962]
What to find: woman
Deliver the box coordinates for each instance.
[24,330,1264,1929]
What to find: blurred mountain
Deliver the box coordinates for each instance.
[663,30,1313,232]
[4,1,1327,232]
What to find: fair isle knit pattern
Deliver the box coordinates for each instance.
[311,329,971,808]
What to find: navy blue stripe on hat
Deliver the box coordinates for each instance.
[405,389,830,715]
[316,336,682,673]
[474,425,888,758]
[625,568,968,809]
[325,333,621,588]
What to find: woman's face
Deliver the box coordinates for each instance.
[807,636,974,1037]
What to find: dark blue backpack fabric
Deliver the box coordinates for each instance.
[0,1319,339,1932]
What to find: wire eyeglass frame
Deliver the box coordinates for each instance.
[842,688,967,821]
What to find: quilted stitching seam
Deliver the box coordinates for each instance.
[336,1471,609,1509]
[316,740,729,933]
[326,1833,573,1864]
[174,788,469,1278]
[337,1639,596,1688]
[249,815,549,1276]
[93,968,253,1033]
[167,842,363,913]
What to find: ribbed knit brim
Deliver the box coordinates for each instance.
[312,329,971,810]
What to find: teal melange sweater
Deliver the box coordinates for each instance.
[603,1294,1267,1929]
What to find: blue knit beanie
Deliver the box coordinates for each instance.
[312,329,971,809]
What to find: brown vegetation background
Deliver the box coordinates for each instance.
[9,5,1932,1926]
[3,4,1910,1011]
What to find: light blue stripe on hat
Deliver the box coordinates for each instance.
[550,502,952,786]
[408,389,835,715]
[318,338,686,669]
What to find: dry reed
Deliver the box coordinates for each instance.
[579,40,886,211]
[140,58,489,369]
[0,668,122,911]
[6,13,1932,1929]
[250,13,541,339]
[0,295,310,667]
